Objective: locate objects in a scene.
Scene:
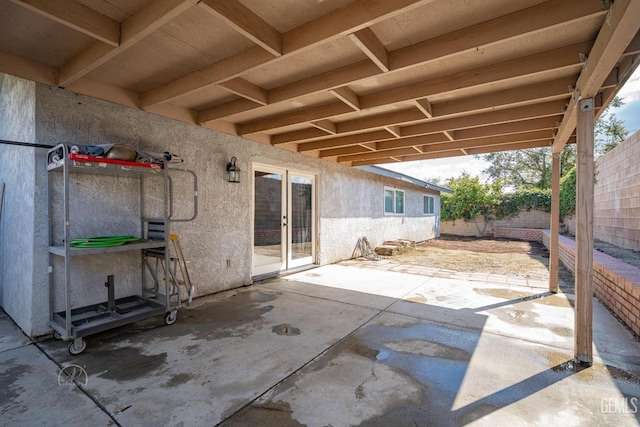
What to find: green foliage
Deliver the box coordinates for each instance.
[441,174,552,235]
[559,166,577,219]
[440,174,503,222]
[478,145,576,190]
[595,96,628,154]
[493,188,551,219]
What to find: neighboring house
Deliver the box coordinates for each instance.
[0,74,447,337]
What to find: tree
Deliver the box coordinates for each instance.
[478,146,576,190]
[596,96,628,154]
[441,173,503,235]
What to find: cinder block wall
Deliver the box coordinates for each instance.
[494,228,543,242]
[441,210,550,237]
[542,231,640,337]
[592,131,640,251]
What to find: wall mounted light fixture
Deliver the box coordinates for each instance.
[226,157,240,183]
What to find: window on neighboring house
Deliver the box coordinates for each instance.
[384,187,405,215]
[423,195,435,215]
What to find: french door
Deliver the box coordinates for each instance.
[252,165,316,277]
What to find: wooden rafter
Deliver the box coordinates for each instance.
[553,0,640,153]
[10,0,120,46]
[58,0,196,87]
[140,0,425,108]
[1,0,636,168]
[348,28,389,72]
[191,0,603,121]
[198,0,282,56]
[282,0,430,55]
[218,78,268,105]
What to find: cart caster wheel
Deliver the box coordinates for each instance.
[68,339,87,355]
[53,331,62,340]
[164,311,177,325]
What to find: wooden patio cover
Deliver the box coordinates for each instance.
[1,0,639,364]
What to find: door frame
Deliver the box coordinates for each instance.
[250,163,317,278]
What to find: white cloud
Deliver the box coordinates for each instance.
[379,156,490,184]
[618,66,640,103]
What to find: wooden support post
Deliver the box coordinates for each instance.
[575,97,594,365]
[549,153,560,293]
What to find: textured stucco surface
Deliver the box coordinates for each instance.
[0,74,41,336]
[4,78,442,336]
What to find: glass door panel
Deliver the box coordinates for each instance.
[252,166,316,276]
[288,174,314,267]
[252,168,285,276]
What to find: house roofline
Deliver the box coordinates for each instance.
[357,165,453,194]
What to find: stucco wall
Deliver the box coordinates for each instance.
[593,131,640,250]
[2,78,441,336]
[0,74,49,336]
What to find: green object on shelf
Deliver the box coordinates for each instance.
[70,235,141,248]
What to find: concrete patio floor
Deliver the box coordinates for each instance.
[1,260,639,426]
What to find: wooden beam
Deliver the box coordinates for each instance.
[199,98,261,124]
[58,0,195,87]
[384,125,402,137]
[421,130,552,153]
[415,99,433,118]
[272,128,330,145]
[337,108,425,134]
[330,86,361,111]
[350,139,560,166]
[376,133,449,150]
[402,100,567,137]
[198,0,282,56]
[361,42,589,109]
[282,0,429,54]
[623,31,640,56]
[466,139,555,155]
[454,116,561,140]
[139,0,424,110]
[0,50,57,86]
[142,46,274,108]
[140,0,601,113]
[433,77,575,117]
[66,78,138,108]
[549,153,561,294]
[218,78,268,105]
[293,107,563,151]
[310,120,337,135]
[553,0,640,153]
[349,28,389,72]
[10,0,120,46]
[443,131,455,141]
[354,82,567,143]
[298,130,394,152]
[337,147,418,163]
[239,103,353,135]
[389,0,606,70]
[574,97,595,365]
[319,144,376,158]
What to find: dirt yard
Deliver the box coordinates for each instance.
[389,235,559,281]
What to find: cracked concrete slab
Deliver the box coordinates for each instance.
[2,263,639,426]
[0,310,114,426]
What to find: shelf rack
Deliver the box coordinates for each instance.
[47,143,176,355]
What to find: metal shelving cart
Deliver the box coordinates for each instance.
[47,143,195,355]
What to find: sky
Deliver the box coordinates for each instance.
[381,66,640,185]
